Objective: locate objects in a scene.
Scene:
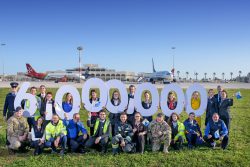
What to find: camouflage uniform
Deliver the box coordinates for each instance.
[7,115,29,150]
[112,121,135,154]
[148,120,171,153]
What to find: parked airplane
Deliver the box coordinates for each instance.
[25,64,87,82]
[138,58,174,84]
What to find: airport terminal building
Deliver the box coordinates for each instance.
[66,64,136,81]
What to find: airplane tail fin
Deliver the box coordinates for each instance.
[152,58,156,73]
[26,63,37,74]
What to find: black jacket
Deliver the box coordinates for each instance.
[40,99,56,118]
[205,97,218,125]
[3,92,16,119]
[218,98,233,120]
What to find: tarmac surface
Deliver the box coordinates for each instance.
[0,81,249,89]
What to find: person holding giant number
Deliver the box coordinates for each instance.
[165,91,177,121]
[191,91,201,127]
[40,92,56,121]
[218,90,233,130]
[86,89,100,136]
[63,113,88,153]
[21,86,41,131]
[45,114,67,155]
[85,110,111,153]
[62,93,73,113]
[108,90,121,136]
[141,91,153,122]
[7,107,29,154]
[127,85,137,124]
[204,113,229,149]
[168,112,186,150]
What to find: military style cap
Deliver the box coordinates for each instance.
[10,82,19,88]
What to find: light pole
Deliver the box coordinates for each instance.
[171,47,176,78]
[77,46,83,83]
[1,43,6,81]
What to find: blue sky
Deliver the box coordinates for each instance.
[0,0,249,79]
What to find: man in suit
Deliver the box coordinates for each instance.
[127,85,137,124]
[37,85,47,104]
[214,85,223,104]
[205,89,218,126]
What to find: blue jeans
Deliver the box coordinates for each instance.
[45,135,67,151]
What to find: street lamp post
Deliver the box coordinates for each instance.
[1,43,6,81]
[171,47,176,78]
[77,46,83,83]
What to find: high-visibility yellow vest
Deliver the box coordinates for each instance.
[93,119,110,137]
[174,121,186,142]
[45,120,67,140]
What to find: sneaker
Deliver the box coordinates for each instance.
[60,150,65,156]
[211,142,216,149]
[188,144,194,149]
[51,150,57,154]
[8,148,15,155]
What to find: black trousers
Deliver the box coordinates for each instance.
[204,135,229,149]
[186,133,198,146]
[133,135,145,153]
[220,117,230,131]
[68,135,88,152]
[31,140,44,154]
[85,136,109,152]
[171,136,184,150]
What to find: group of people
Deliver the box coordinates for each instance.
[3,82,233,156]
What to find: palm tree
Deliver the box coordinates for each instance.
[194,72,198,81]
[186,72,189,80]
[204,72,207,79]
[230,72,233,80]
[239,70,242,77]
[213,72,216,80]
[222,72,225,80]
[177,71,180,79]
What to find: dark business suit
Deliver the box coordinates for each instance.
[214,93,221,104]
[205,97,218,126]
[37,93,47,104]
[127,94,137,124]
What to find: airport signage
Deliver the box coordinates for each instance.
[14,78,207,119]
